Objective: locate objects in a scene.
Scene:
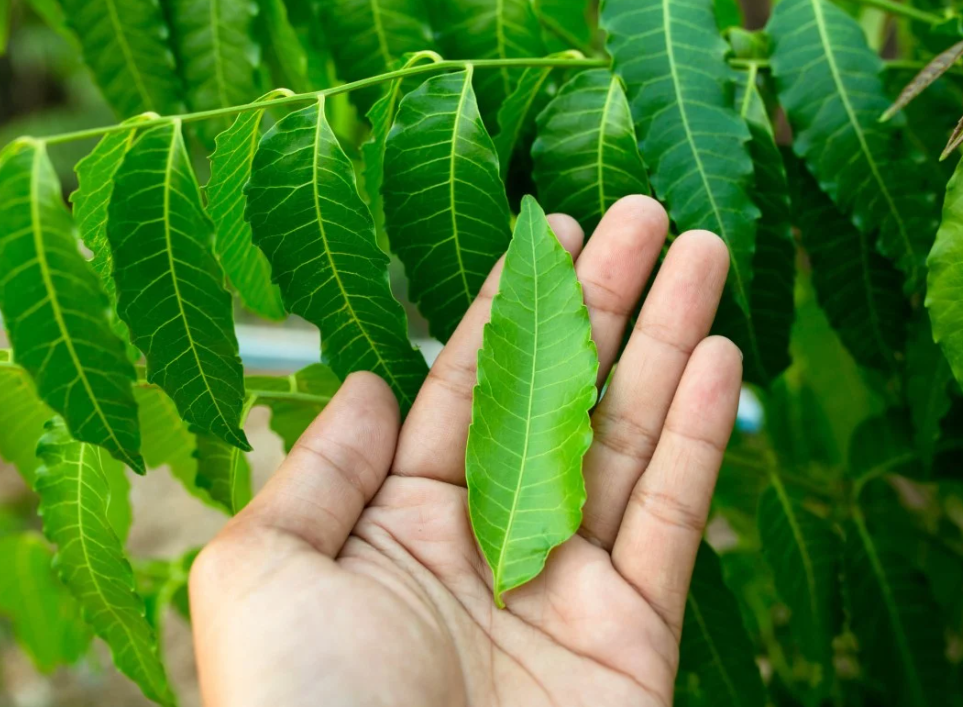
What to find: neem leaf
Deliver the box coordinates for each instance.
[927,155,963,388]
[0,350,54,484]
[207,90,292,321]
[195,396,256,515]
[246,96,428,413]
[383,67,512,343]
[107,120,251,451]
[467,195,598,607]
[532,68,651,236]
[248,363,341,452]
[0,139,144,472]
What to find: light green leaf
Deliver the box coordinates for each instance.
[767,0,938,293]
[927,155,963,389]
[466,195,597,607]
[195,396,256,515]
[207,90,291,321]
[532,67,650,236]
[602,0,759,316]
[35,418,174,706]
[59,0,183,117]
[107,120,250,451]
[248,363,341,452]
[246,96,428,413]
[711,69,794,387]
[383,68,512,343]
[533,0,593,53]
[906,313,953,468]
[0,139,144,472]
[679,542,767,707]
[0,532,91,673]
[0,350,54,484]
[135,550,196,636]
[258,0,309,91]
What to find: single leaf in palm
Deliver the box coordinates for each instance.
[927,155,963,388]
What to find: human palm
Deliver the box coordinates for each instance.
[190,196,743,707]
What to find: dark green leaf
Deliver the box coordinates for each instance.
[246,96,428,413]
[383,68,512,342]
[602,0,759,316]
[0,0,10,56]
[768,0,939,293]
[882,40,963,122]
[927,155,963,388]
[714,0,744,30]
[195,396,256,514]
[107,120,250,451]
[848,409,923,481]
[247,363,341,452]
[258,0,310,92]
[906,313,953,467]
[0,139,144,472]
[533,0,592,53]
[0,350,54,484]
[207,90,290,321]
[531,68,650,236]
[35,418,175,706]
[59,0,183,117]
[467,195,598,607]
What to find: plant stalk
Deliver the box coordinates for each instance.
[843,0,946,25]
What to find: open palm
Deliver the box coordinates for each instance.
[190,196,743,707]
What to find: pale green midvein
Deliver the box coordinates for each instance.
[769,472,821,635]
[597,76,618,220]
[495,0,511,97]
[104,0,154,111]
[210,0,230,109]
[369,0,392,71]
[449,68,475,310]
[689,594,742,706]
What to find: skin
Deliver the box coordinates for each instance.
[190,196,743,707]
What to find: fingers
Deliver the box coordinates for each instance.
[580,231,730,549]
[611,336,743,637]
[230,372,400,557]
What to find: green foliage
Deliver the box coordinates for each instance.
[927,155,963,388]
[467,196,597,607]
[0,350,54,484]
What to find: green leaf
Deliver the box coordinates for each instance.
[383,68,512,343]
[602,0,759,316]
[0,0,10,56]
[679,542,767,707]
[533,0,593,53]
[35,418,175,706]
[247,363,341,452]
[0,532,91,673]
[0,351,54,484]
[844,511,961,707]
[848,408,923,481]
[531,68,651,236]
[0,139,144,472]
[714,0,744,30]
[927,155,963,389]
[322,0,434,112]
[767,0,938,293]
[207,90,290,321]
[24,0,80,49]
[492,59,559,182]
[107,120,250,451]
[195,396,256,514]
[135,550,196,635]
[881,40,963,123]
[906,313,953,468]
[466,195,598,607]
[711,69,794,388]
[246,96,428,413]
[258,0,309,92]
[59,0,183,117]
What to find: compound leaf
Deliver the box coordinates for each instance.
[0,139,144,472]
[107,120,250,451]
[0,349,54,484]
[383,68,512,343]
[467,195,597,607]
[532,68,650,237]
[248,364,341,452]
[927,155,963,388]
[246,96,428,413]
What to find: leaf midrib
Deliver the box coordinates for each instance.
[228,395,256,513]
[770,474,821,639]
[596,76,617,221]
[369,0,392,71]
[495,0,511,97]
[448,70,475,312]
[210,0,231,109]
[688,593,743,706]
[104,0,154,111]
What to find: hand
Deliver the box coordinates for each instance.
[189,196,743,707]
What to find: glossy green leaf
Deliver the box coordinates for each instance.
[492,59,559,182]
[258,0,310,91]
[711,69,794,387]
[906,314,953,468]
[59,0,183,117]
[844,512,961,707]
[246,96,428,413]
[768,0,938,293]
[35,418,174,706]
[107,120,250,451]
[0,532,91,673]
[532,68,650,236]
[0,139,144,472]
[322,0,434,112]
[679,542,766,707]
[602,0,759,316]
[927,155,963,389]
[248,363,341,452]
[207,90,290,321]
[195,396,256,514]
[467,196,597,607]
[533,0,592,53]
[383,68,512,343]
[0,350,54,484]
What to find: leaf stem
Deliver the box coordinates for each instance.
[33,57,608,147]
[840,0,946,25]
[728,57,961,74]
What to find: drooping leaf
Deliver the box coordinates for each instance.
[767,0,938,293]
[531,68,650,236]
[679,542,767,707]
[789,157,908,375]
[602,0,759,316]
[383,68,512,342]
[711,68,794,387]
[321,0,434,112]
[207,90,291,321]
[58,0,183,117]
[35,418,175,706]
[848,408,923,481]
[0,350,54,484]
[906,314,953,468]
[844,511,961,706]
[882,40,963,122]
[0,532,91,673]
[466,195,598,607]
[927,155,963,388]
[195,396,256,515]
[107,120,250,451]
[258,0,309,92]
[246,96,429,413]
[247,363,341,451]
[0,139,144,472]
[533,0,592,53]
